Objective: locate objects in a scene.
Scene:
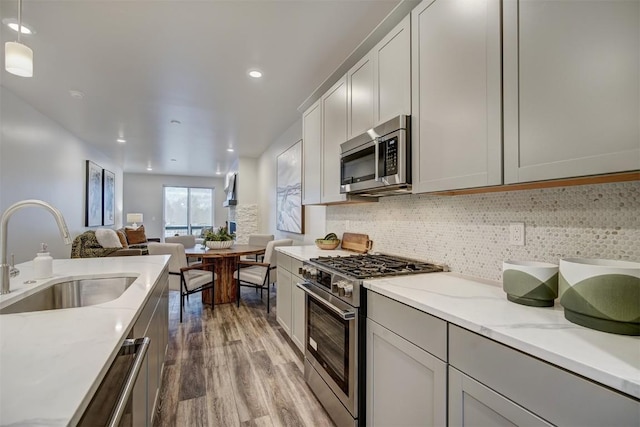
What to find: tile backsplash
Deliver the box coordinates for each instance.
[326,181,639,282]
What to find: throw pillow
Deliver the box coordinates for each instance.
[95,228,123,249]
[115,229,129,248]
[125,225,147,245]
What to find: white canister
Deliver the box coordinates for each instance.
[33,243,53,279]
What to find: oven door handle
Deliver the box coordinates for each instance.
[296,282,356,320]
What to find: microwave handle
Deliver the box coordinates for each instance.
[374,138,380,182]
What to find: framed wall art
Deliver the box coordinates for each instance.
[85,160,103,227]
[276,140,304,234]
[102,169,115,226]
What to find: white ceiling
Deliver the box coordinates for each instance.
[0,0,400,177]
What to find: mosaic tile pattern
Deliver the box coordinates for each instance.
[326,181,640,282]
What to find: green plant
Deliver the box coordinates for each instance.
[204,226,236,242]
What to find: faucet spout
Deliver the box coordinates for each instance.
[1,200,72,295]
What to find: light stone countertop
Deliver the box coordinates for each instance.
[363,272,640,400]
[276,245,356,261]
[0,255,170,427]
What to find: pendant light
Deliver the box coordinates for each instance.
[5,0,33,77]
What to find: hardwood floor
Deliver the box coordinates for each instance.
[153,287,336,427]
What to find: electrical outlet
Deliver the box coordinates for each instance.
[509,222,525,246]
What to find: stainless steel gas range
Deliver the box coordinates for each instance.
[296,254,445,427]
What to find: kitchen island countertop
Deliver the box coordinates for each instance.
[0,255,170,426]
[364,272,640,400]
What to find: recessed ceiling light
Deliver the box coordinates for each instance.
[227,148,234,152]
[69,90,84,99]
[146,166,153,171]
[216,171,222,175]
[3,19,34,35]
[248,70,262,78]
[116,138,126,144]
[170,119,181,125]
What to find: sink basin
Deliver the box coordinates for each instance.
[0,276,137,314]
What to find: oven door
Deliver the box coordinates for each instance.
[297,281,358,417]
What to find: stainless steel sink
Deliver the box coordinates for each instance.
[0,276,137,314]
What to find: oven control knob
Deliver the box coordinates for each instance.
[344,284,353,297]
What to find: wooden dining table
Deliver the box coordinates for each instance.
[184,244,266,305]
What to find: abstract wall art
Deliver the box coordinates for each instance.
[276,140,304,233]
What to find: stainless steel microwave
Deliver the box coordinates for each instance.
[340,115,411,197]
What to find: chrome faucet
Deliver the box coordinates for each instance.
[1,200,72,294]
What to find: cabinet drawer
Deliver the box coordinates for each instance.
[277,252,292,272]
[368,291,447,361]
[449,325,640,427]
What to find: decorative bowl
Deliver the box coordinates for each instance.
[205,240,234,250]
[559,258,640,335]
[502,260,559,307]
[315,239,340,250]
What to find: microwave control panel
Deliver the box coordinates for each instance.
[381,136,398,176]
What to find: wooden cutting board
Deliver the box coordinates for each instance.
[341,232,373,253]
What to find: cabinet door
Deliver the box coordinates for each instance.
[276,267,292,335]
[367,319,447,427]
[348,55,374,138]
[374,14,411,125]
[412,0,502,193]
[449,367,552,427]
[291,273,306,352]
[302,100,322,205]
[504,0,640,184]
[322,76,348,203]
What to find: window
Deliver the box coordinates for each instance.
[163,186,214,237]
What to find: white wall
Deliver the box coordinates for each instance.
[238,157,258,204]
[257,118,326,244]
[0,87,124,262]
[123,173,226,239]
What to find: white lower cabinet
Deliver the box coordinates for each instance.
[276,267,292,336]
[366,291,447,426]
[291,272,306,352]
[367,319,447,426]
[449,324,640,427]
[276,252,305,353]
[448,367,551,427]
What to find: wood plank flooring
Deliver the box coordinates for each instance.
[153,287,336,427]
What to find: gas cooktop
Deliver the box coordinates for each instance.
[308,253,445,280]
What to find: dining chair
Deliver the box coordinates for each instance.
[241,234,274,262]
[165,235,201,263]
[234,239,293,313]
[148,242,216,322]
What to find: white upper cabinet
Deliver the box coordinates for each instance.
[503,0,640,184]
[412,0,502,194]
[321,76,348,204]
[302,100,322,205]
[348,55,374,139]
[374,15,411,125]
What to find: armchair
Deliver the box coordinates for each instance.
[234,239,293,313]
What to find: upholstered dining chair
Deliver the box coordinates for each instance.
[148,242,216,322]
[241,234,274,262]
[234,239,293,313]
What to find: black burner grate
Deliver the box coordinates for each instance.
[309,254,444,279]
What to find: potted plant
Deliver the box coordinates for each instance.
[203,226,236,249]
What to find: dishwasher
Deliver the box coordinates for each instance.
[78,337,150,427]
